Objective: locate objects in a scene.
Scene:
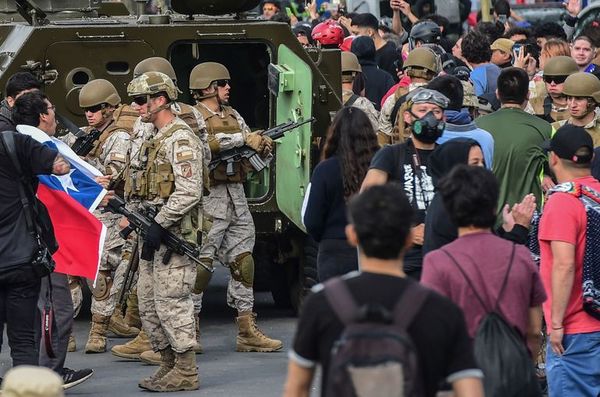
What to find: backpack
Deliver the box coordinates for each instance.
[442,246,541,397]
[323,277,428,397]
[529,182,600,320]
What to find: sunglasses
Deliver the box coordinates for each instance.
[133,96,148,106]
[263,6,276,11]
[543,75,568,84]
[216,79,230,87]
[83,104,104,113]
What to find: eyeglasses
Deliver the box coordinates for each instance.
[83,104,104,113]
[543,75,568,84]
[408,88,449,108]
[133,96,148,106]
[216,79,230,87]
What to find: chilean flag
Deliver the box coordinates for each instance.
[17,125,106,281]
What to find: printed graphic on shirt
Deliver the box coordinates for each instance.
[403,164,434,210]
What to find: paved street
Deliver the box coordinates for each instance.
[0,268,320,396]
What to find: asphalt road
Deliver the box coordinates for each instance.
[0,267,321,396]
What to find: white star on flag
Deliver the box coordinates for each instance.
[55,169,80,193]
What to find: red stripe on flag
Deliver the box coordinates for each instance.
[37,184,104,280]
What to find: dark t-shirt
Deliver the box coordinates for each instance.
[291,272,481,397]
[0,133,57,267]
[369,140,435,272]
[376,41,399,81]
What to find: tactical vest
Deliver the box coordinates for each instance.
[124,124,189,200]
[177,102,201,134]
[196,104,248,185]
[391,85,411,143]
[85,122,124,159]
[112,104,138,133]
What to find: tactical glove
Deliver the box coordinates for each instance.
[261,136,274,157]
[245,132,264,152]
[141,221,163,261]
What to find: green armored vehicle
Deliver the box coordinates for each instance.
[0,0,343,309]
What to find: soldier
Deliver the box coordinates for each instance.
[189,62,283,352]
[529,56,579,123]
[552,72,600,146]
[112,56,208,364]
[378,47,439,144]
[126,71,203,392]
[63,79,138,353]
[341,51,379,132]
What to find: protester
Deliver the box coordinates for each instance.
[311,19,344,49]
[0,366,64,397]
[303,107,379,282]
[474,21,505,44]
[570,35,600,79]
[490,38,514,68]
[461,30,501,98]
[0,72,41,132]
[533,22,567,50]
[476,67,552,222]
[351,35,395,111]
[363,88,448,279]
[538,124,600,397]
[538,39,570,69]
[285,184,485,397]
[505,26,531,43]
[261,0,281,19]
[427,75,495,168]
[351,13,398,79]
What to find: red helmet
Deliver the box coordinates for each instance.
[339,35,354,52]
[311,20,344,46]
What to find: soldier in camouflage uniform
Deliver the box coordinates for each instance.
[62,79,138,353]
[341,51,379,131]
[126,71,203,392]
[552,72,600,146]
[189,62,283,352]
[111,57,207,364]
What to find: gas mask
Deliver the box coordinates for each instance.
[411,111,445,144]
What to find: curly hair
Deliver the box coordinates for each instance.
[475,21,505,43]
[504,26,531,41]
[533,22,567,41]
[322,107,379,199]
[461,30,492,64]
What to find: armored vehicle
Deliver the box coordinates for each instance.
[0,0,343,310]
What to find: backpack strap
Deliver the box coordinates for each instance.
[392,281,430,330]
[323,277,360,326]
[344,94,360,108]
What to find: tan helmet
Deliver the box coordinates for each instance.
[562,72,600,103]
[403,47,439,76]
[133,57,177,81]
[543,56,579,77]
[79,79,121,108]
[189,62,230,90]
[127,71,178,101]
[341,51,361,74]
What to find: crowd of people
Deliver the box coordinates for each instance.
[0,0,599,396]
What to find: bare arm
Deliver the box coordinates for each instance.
[526,306,543,359]
[52,154,70,175]
[282,361,314,397]
[360,169,388,192]
[452,378,485,397]
[549,240,576,355]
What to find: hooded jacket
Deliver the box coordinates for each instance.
[351,36,395,111]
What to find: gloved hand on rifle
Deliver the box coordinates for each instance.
[246,132,274,158]
[140,221,164,261]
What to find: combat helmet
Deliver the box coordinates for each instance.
[403,47,439,79]
[128,71,178,101]
[79,79,121,108]
[409,20,441,50]
[133,57,177,81]
[543,56,579,77]
[562,72,600,103]
[189,62,230,91]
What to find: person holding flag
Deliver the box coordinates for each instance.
[12,90,106,389]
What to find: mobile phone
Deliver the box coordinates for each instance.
[285,7,293,17]
[498,14,507,24]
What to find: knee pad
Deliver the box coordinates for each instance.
[89,270,113,301]
[230,252,254,288]
[193,258,214,294]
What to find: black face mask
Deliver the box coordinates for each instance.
[411,111,445,144]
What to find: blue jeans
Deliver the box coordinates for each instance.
[546,331,600,397]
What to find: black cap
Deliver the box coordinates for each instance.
[543,124,593,164]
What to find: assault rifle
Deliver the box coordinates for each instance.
[118,239,139,308]
[55,113,100,156]
[106,196,214,273]
[209,117,315,176]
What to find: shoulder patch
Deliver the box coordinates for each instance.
[109,153,127,162]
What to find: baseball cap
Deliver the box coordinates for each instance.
[543,124,593,164]
[490,38,515,54]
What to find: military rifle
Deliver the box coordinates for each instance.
[55,113,101,156]
[118,239,139,309]
[209,117,315,176]
[106,196,214,273]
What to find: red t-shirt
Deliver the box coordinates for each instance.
[539,175,600,334]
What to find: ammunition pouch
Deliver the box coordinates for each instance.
[230,252,254,288]
[193,258,214,294]
[90,270,113,301]
[181,205,202,246]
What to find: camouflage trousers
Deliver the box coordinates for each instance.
[137,243,196,353]
[198,184,255,313]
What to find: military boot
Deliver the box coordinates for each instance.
[108,305,140,338]
[67,332,77,352]
[111,330,152,360]
[142,350,199,392]
[235,313,283,352]
[124,289,142,329]
[85,314,110,353]
[193,316,203,354]
[138,348,175,390]
[140,350,161,365]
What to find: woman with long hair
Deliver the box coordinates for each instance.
[302,107,379,281]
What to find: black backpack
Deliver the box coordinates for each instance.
[442,245,541,397]
[323,277,429,397]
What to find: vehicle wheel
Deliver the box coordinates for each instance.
[289,235,319,313]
